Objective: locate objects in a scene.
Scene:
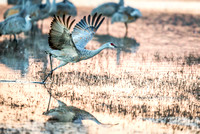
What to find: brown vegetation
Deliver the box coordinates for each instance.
[0,5,199,134]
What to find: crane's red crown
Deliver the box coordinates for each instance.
[111,43,115,46]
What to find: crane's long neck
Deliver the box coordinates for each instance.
[24,15,32,31]
[88,44,110,58]
[119,0,124,6]
[46,0,50,5]
[49,0,57,14]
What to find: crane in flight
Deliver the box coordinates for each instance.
[42,13,117,83]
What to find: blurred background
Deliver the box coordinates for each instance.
[1,0,200,14]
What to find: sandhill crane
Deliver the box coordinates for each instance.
[48,0,57,16]
[31,0,51,21]
[42,13,117,83]
[4,5,22,19]
[4,0,42,19]
[7,0,41,5]
[91,0,124,33]
[0,9,32,42]
[55,0,77,16]
[29,0,54,31]
[111,6,142,37]
[43,98,105,124]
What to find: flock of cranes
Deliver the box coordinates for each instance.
[0,0,141,41]
[0,0,142,124]
[92,0,142,36]
[0,0,77,41]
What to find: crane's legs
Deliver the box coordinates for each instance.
[41,20,44,33]
[46,88,52,112]
[46,54,53,112]
[116,47,121,65]
[13,34,17,42]
[42,54,53,84]
[124,23,128,37]
[42,59,67,84]
[9,35,12,41]
[43,54,67,111]
[107,19,109,34]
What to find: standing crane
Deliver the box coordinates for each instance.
[111,6,142,37]
[91,0,124,33]
[42,13,117,83]
[0,9,32,42]
[31,0,51,22]
[4,0,42,19]
[55,0,77,16]
[29,0,57,31]
[4,5,22,19]
[43,98,106,124]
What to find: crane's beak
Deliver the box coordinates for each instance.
[111,43,117,48]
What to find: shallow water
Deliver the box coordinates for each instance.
[0,34,199,134]
[0,6,200,134]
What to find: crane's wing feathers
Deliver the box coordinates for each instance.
[72,13,105,48]
[48,15,77,51]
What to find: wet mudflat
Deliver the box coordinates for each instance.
[0,5,200,134]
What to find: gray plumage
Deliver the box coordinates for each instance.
[26,0,57,32]
[30,0,51,22]
[3,5,22,19]
[43,99,103,124]
[7,0,41,5]
[0,9,32,41]
[42,13,117,83]
[4,0,42,19]
[55,0,77,16]
[91,0,124,33]
[91,0,124,17]
[111,6,142,37]
[49,0,57,16]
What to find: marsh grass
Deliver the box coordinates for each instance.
[37,48,200,125]
[0,6,200,133]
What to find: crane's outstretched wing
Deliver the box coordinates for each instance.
[48,15,78,52]
[72,13,105,49]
